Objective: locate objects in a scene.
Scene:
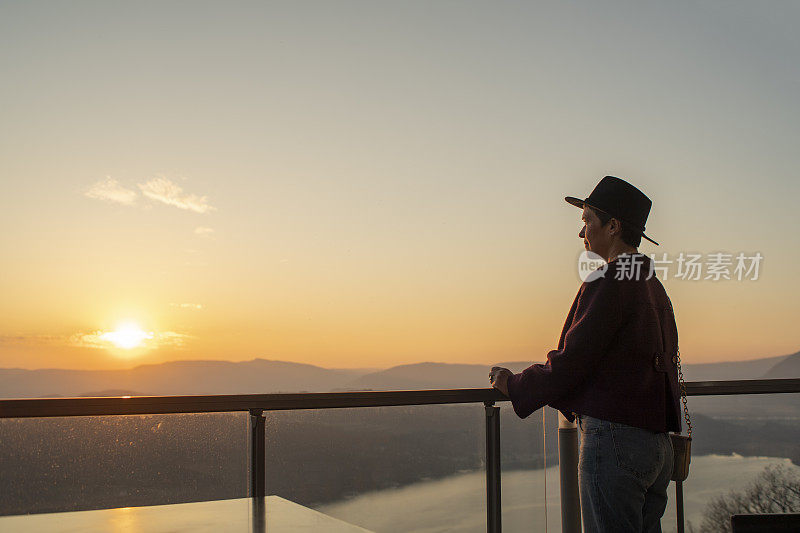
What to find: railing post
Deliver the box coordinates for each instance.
[485,401,501,533]
[558,412,581,533]
[252,495,266,533]
[676,481,685,533]
[249,408,266,498]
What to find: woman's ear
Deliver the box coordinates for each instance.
[609,218,622,236]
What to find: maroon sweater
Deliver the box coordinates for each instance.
[506,253,682,433]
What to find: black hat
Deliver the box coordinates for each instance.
[565,176,659,246]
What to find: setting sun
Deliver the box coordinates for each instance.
[100,323,152,350]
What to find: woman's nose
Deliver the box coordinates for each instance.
[579,225,585,239]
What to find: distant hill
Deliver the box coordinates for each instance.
[666,350,800,419]
[682,353,794,381]
[1,350,797,399]
[347,361,540,391]
[348,353,800,392]
[762,351,800,379]
[0,359,371,399]
[347,362,493,391]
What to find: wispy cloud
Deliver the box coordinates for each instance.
[0,334,62,346]
[138,178,216,214]
[85,177,138,206]
[1,331,190,350]
[194,226,215,237]
[170,303,203,310]
[71,330,191,349]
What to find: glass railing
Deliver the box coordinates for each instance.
[263,404,487,532]
[0,388,503,533]
[662,387,800,533]
[0,379,798,533]
[497,405,555,532]
[0,412,248,515]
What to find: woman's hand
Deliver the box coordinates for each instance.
[489,366,512,397]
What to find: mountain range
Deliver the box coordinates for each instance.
[0,350,798,399]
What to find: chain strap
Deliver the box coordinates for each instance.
[675,348,692,437]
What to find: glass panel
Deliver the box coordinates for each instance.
[497,404,553,532]
[0,412,249,516]
[662,393,800,533]
[264,403,486,533]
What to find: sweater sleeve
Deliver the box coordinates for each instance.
[506,276,626,419]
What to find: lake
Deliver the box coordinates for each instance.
[318,454,799,533]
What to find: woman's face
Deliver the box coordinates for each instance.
[579,206,613,258]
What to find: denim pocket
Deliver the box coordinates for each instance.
[609,424,663,481]
[577,415,601,435]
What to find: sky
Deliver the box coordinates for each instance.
[1,1,798,370]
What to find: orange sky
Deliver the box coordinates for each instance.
[1,2,798,370]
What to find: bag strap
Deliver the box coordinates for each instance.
[675,348,692,437]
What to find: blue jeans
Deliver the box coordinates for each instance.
[577,414,673,533]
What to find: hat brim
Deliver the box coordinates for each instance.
[565,196,585,209]
[564,196,659,246]
[565,196,607,214]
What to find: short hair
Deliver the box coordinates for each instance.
[588,206,642,248]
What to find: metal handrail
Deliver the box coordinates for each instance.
[1,378,798,419]
[685,378,800,396]
[0,388,501,418]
